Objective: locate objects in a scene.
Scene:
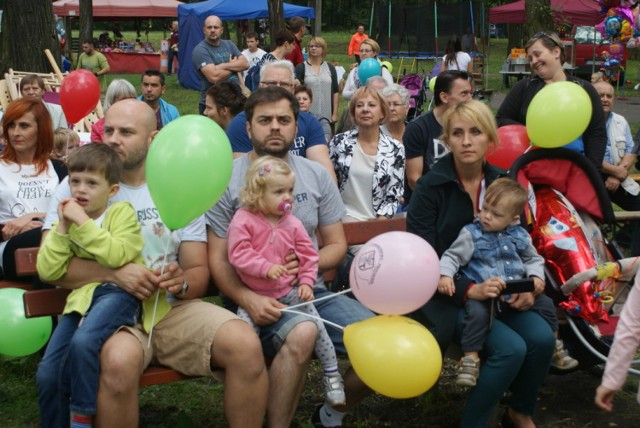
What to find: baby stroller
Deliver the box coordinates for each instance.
[398,73,427,121]
[509,148,638,372]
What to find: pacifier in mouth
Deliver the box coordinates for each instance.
[278,201,293,213]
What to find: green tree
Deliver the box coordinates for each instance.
[525,0,553,38]
[76,0,94,62]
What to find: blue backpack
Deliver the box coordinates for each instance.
[244,64,262,92]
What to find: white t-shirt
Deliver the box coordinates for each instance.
[241,48,267,78]
[0,160,60,223]
[442,51,472,72]
[44,177,206,272]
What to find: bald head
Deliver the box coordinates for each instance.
[593,81,615,114]
[106,99,156,133]
[103,99,157,173]
[203,15,224,45]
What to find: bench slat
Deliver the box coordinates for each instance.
[0,247,40,291]
[23,288,71,318]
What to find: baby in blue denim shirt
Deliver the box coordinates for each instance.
[439,178,577,387]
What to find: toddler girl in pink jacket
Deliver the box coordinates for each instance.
[227,155,345,406]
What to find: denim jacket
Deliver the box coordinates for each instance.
[440,221,545,284]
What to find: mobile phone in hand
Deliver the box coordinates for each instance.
[500,278,535,295]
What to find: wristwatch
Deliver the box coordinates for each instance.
[177,279,189,297]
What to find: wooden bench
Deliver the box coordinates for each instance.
[22,217,407,387]
[0,247,41,291]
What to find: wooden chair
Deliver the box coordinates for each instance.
[0,79,12,110]
[5,69,63,97]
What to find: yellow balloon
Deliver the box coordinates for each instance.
[344,315,442,398]
[429,76,437,92]
[526,81,592,148]
[381,60,393,74]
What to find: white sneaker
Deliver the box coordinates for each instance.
[551,339,579,370]
[323,373,346,406]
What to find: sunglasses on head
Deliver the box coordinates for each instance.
[530,32,560,48]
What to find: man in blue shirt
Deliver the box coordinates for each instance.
[226,60,336,183]
[139,70,180,130]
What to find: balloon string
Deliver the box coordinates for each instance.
[147,236,172,348]
[279,308,345,332]
[280,288,352,311]
[524,144,533,154]
[279,289,352,332]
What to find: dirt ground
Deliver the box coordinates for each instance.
[307,359,640,428]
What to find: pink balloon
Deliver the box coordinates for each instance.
[488,125,531,170]
[349,231,439,315]
[60,70,100,124]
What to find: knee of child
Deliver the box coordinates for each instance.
[36,361,57,391]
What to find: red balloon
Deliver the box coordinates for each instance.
[59,70,100,124]
[488,125,531,170]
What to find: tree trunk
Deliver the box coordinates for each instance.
[525,0,553,39]
[0,0,60,75]
[313,0,322,36]
[77,0,94,63]
[268,0,286,45]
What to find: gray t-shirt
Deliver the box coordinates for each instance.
[191,39,242,103]
[207,154,345,288]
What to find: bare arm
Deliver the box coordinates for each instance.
[406,156,424,190]
[619,153,637,172]
[156,241,209,299]
[316,221,347,273]
[200,64,233,84]
[219,55,250,73]
[306,144,338,184]
[201,56,250,84]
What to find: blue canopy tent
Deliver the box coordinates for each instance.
[177,0,315,89]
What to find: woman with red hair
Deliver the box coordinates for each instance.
[0,98,67,279]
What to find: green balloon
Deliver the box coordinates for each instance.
[526,81,592,148]
[146,115,233,230]
[0,288,52,357]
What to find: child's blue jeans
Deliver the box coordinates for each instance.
[37,283,139,428]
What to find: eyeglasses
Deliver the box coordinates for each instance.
[309,45,322,49]
[359,49,373,53]
[261,80,294,88]
[388,102,407,109]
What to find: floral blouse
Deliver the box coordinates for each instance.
[329,128,405,218]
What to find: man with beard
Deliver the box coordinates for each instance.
[138,69,180,130]
[40,99,268,427]
[207,87,375,428]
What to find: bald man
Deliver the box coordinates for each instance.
[41,99,267,427]
[191,15,249,114]
[594,81,640,256]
